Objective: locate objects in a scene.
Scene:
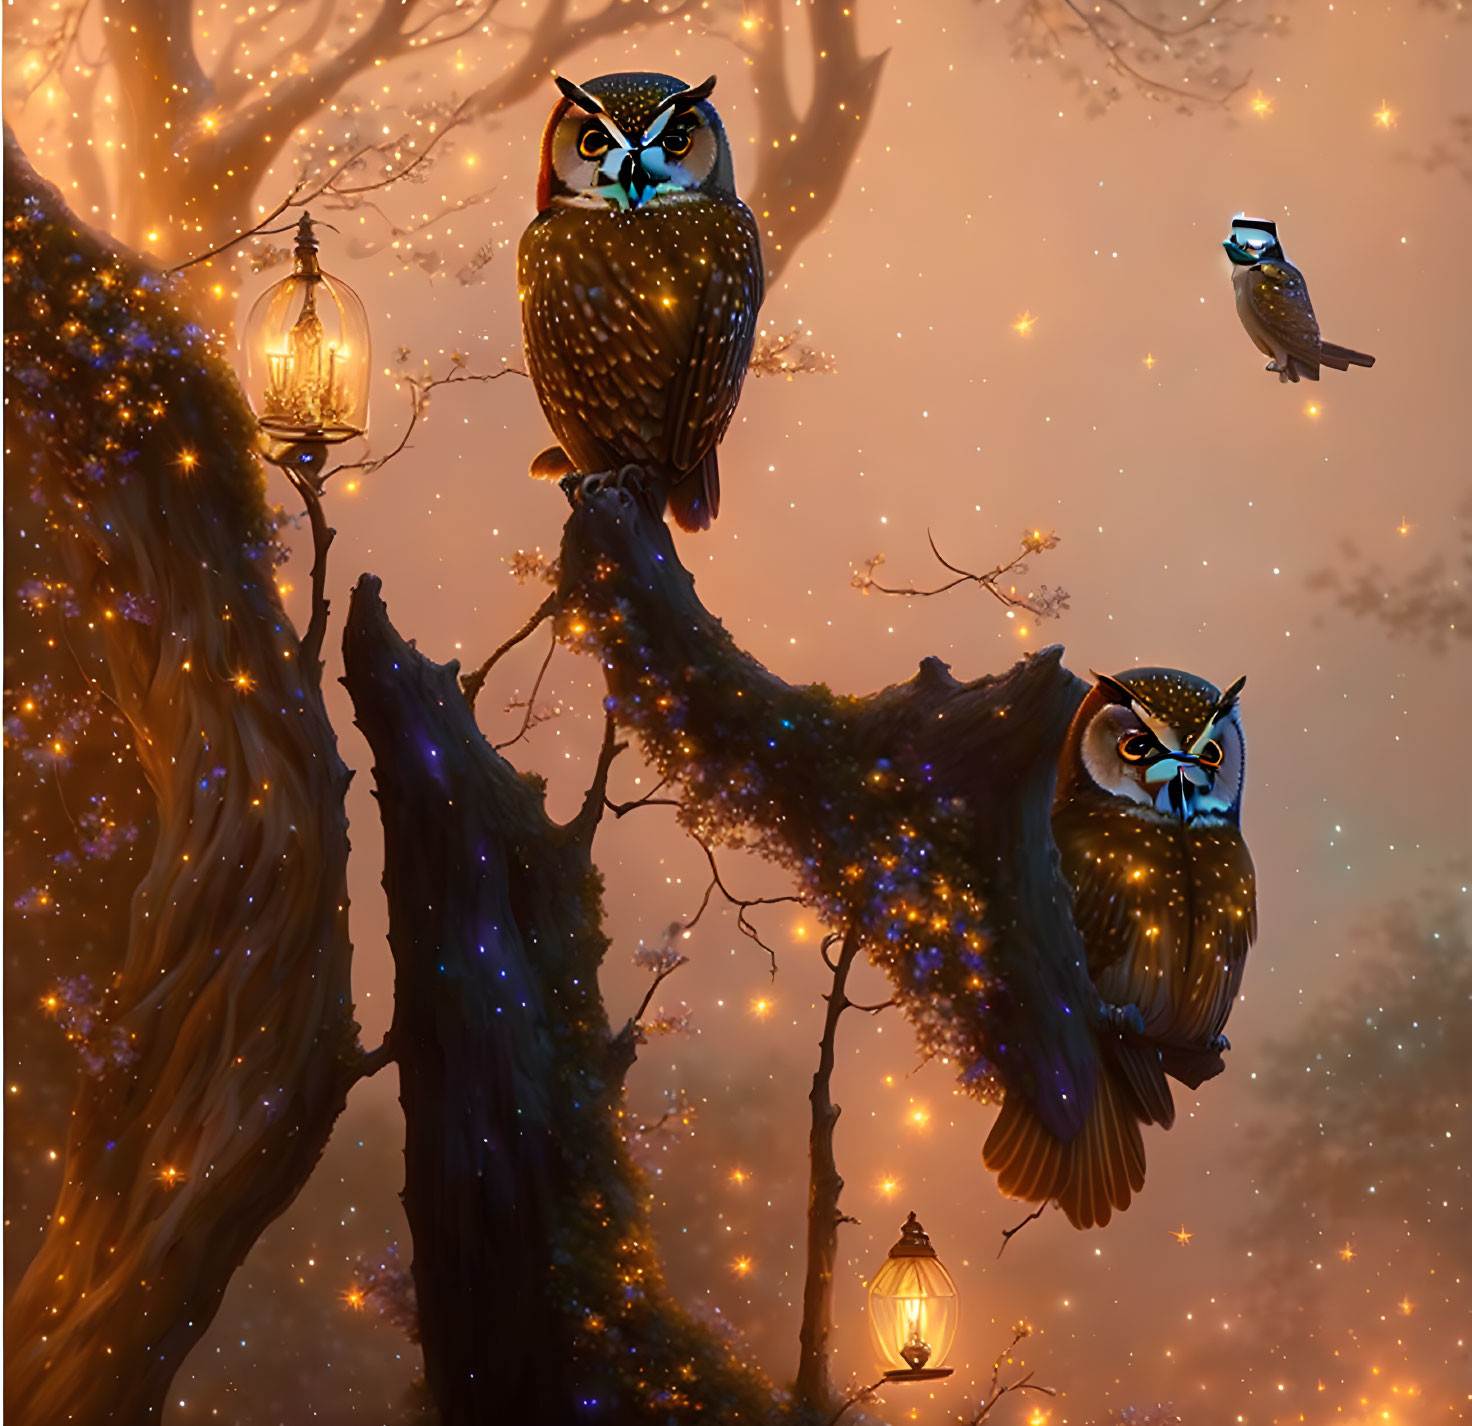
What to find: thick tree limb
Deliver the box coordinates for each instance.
[3,133,362,1423]
[341,575,780,1425]
[557,489,1098,1141]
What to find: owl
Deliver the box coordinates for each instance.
[1224,217,1374,383]
[518,72,764,531]
[983,668,1257,1229]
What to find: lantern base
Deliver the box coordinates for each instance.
[881,1368,954,1382]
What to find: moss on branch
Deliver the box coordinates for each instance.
[557,490,1099,1141]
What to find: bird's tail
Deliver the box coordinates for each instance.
[665,449,720,532]
[1319,341,1375,370]
[982,1040,1168,1229]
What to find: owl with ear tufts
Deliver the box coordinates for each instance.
[983,668,1258,1229]
[518,71,764,531]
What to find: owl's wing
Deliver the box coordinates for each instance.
[1177,827,1257,1045]
[660,211,764,475]
[1245,261,1322,364]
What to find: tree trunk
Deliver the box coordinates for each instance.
[341,575,781,1425]
[3,131,364,1425]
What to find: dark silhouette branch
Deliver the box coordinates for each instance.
[854,528,1069,620]
[997,1202,1048,1256]
[794,921,863,1413]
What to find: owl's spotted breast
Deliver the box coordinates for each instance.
[517,193,763,482]
[1056,799,1256,1050]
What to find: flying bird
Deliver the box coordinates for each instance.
[1223,217,1375,383]
[518,72,764,531]
[983,668,1258,1229]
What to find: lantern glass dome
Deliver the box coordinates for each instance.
[868,1213,958,1379]
[243,214,370,445]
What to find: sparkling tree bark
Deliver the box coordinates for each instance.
[3,132,372,1425]
[341,576,778,1426]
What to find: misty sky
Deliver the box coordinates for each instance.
[7,0,1470,1421]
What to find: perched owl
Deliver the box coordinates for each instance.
[1223,217,1374,383]
[983,668,1257,1229]
[518,72,764,531]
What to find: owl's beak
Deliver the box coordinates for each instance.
[624,148,668,209]
[1223,239,1256,265]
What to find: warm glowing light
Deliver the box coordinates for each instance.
[1250,90,1274,116]
[1172,1225,1193,1245]
[41,993,60,1013]
[1373,100,1397,128]
[178,450,198,472]
[1339,1243,1357,1261]
[732,1256,752,1276]
[1012,310,1038,336]
[907,1103,930,1130]
[233,671,255,692]
[342,1286,366,1310]
[1143,352,1156,369]
[1397,1295,1413,1315]
[158,1166,186,1188]
[730,1168,748,1185]
[1396,516,1411,535]
[878,1177,899,1197]
[751,997,772,1019]
[1305,402,1321,418]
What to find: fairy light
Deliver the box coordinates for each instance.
[1012,310,1038,336]
[1250,90,1273,116]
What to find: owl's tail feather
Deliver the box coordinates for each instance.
[1319,342,1375,370]
[983,1061,1149,1230]
[665,449,721,532]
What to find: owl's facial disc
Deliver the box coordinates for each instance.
[1082,702,1241,823]
[552,103,717,210]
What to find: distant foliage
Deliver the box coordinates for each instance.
[1307,493,1471,654]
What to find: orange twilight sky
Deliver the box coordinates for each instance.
[6,0,1469,1421]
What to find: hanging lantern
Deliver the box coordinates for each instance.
[868,1212,958,1381]
[243,212,370,447]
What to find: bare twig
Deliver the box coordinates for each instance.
[997,1202,1048,1258]
[491,625,556,751]
[325,361,527,483]
[689,836,802,975]
[826,1375,888,1426]
[603,773,677,818]
[565,710,624,851]
[854,529,1069,620]
[964,1323,1058,1424]
[461,589,559,711]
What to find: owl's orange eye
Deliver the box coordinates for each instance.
[661,130,692,157]
[578,126,612,160]
[1197,738,1224,768]
[1118,734,1156,763]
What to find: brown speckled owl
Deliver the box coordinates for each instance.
[983,668,1257,1229]
[518,72,764,531]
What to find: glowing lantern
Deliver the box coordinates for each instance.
[868,1212,958,1380]
[244,213,369,448]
